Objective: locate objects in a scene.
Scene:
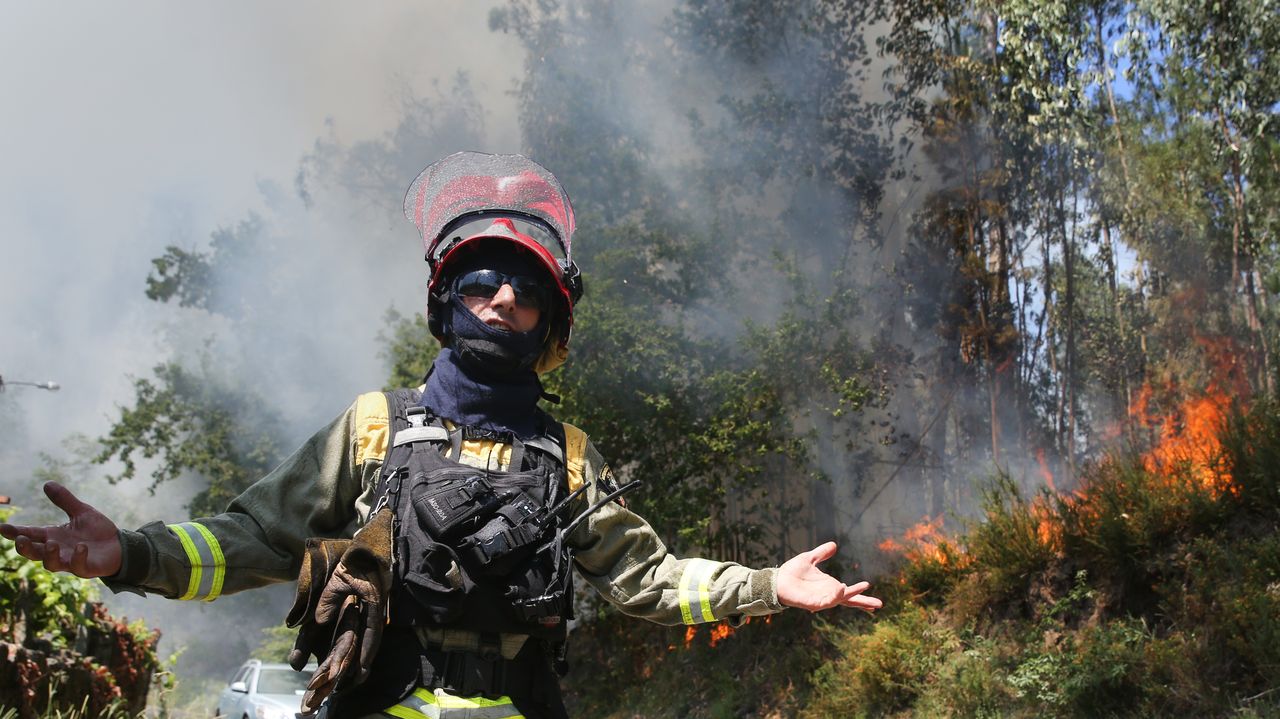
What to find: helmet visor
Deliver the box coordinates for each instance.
[432,213,567,267]
[405,152,575,263]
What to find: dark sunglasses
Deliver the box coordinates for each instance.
[454,269,552,311]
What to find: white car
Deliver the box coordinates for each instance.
[215,659,315,719]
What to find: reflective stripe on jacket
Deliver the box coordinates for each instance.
[384,687,525,719]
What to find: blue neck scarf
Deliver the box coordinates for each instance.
[420,294,546,439]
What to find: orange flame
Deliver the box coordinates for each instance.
[1036,448,1057,492]
[1136,390,1235,495]
[709,622,734,647]
[683,625,696,649]
[879,515,966,567]
[876,334,1247,586]
[1124,335,1247,498]
[1031,496,1062,551]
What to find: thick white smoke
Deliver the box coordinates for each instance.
[0,0,524,698]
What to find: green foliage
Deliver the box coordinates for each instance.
[0,506,97,647]
[963,475,1057,602]
[145,215,267,321]
[146,648,182,719]
[910,637,1009,719]
[896,539,969,605]
[145,246,213,312]
[252,624,298,664]
[1221,396,1280,514]
[90,212,291,518]
[94,361,281,517]
[378,310,439,390]
[1056,459,1197,598]
[804,605,964,718]
[1170,532,1280,702]
[562,610,831,719]
[0,509,162,718]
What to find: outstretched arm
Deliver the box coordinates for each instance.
[4,398,379,602]
[776,541,882,613]
[0,481,123,579]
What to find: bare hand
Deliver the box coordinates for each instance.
[777,541,882,613]
[0,481,122,578]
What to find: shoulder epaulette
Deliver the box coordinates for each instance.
[562,422,588,491]
[354,391,391,465]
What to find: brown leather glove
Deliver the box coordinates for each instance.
[287,537,352,671]
[299,510,393,715]
[301,596,363,713]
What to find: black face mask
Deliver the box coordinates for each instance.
[446,292,547,377]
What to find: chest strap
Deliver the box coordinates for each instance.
[393,425,450,447]
[357,388,586,490]
[387,400,564,471]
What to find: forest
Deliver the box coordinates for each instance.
[2,0,1278,716]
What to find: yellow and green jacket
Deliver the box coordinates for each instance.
[103,391,784,630]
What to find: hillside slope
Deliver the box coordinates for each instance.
[804,398,1280,717]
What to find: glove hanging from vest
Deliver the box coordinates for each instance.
[294,510,394,716]
[286,537,352,672]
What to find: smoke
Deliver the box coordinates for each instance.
[0,0,524,695]
[491,1,1073,573]
[489,1,980,568]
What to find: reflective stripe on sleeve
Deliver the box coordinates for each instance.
[382,688,524,719]
[166,522,225,601]
[678,558,718,624]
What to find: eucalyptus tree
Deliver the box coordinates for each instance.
[1130,0,1280,393]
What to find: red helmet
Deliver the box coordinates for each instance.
[403,152,583,373]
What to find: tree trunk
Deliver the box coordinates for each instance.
[1057,160,1078,476]
[1101,221,1134,440]
[1217,106,1272,394]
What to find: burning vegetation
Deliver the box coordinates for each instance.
[827,354,1280,716]
[561,340,1279,718]
[881,333,1251,576]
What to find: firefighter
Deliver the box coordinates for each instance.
[0,152,881,719]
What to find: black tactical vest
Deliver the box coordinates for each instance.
[380,388,578,639]
[325,389,576,719]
